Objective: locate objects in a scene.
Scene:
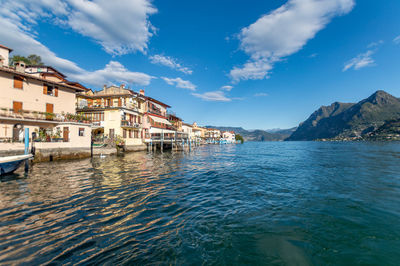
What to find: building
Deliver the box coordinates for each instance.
[76,85,147,150]
[192,122,207,143]
[222,131,236,143]
[0,44,92,160]
[182,123,193,139]
[205,128,221,143]
[142,92,176,143]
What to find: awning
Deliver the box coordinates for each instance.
[123,109,140,115]
[150,128,176,134]
[150,115,172,125]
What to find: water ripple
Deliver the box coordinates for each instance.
[0,142,400,265]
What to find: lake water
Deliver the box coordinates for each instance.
[0,142,400,265]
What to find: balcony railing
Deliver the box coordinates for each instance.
[92,121,104,127]
[121,120,140,128]
[147,108,163,116]
[0,108,92,124]
[77,104,139,112]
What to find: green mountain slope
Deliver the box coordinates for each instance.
[205,126,295,141]
[287,90,400,141]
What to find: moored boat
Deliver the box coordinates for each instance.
[0,154,33,176]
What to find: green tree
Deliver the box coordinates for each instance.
[27,54,43,65]
[10,54,44,66]
[235,134,244,144]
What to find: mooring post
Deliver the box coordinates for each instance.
[24,128,29,172]
[90,138,93,157]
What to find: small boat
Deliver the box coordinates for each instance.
[0,154,33,176]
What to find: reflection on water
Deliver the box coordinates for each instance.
[0,142,400,265]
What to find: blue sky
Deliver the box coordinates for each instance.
[1,0,400,129]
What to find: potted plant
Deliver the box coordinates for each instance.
[115,135,125,154]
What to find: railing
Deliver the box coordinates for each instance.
[77,104,139,111]
[121,120,140,128]
[92,121,104,127]
[0,108,91,123]
[147,109,163,116]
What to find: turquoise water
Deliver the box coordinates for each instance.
[0,142,399,265]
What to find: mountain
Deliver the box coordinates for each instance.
[205,126,295,141]
[364,118,400,141]
[287,90,400,141]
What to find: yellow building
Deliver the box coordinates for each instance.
[0,44,91,153]
[76,85,147,148]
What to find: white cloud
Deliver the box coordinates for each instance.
[0,0,157,55]
[0,0,155,88]
[343,50,375,71]
[221,85,233,91]
[254,92,268,97]
[149,54,192,74]
[67,0,157,55]
[394,35,400,45]
[230,0,355,82]
[367,40,384,48]
[230,59,273,82]
[162,77,196,91]
[192,91,231,102]
[70,61,154,87]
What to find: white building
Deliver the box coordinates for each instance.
[222,131,236,143]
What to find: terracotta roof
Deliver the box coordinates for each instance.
[145,95,171,108]
[0,44,12,52]
[0,66,85,92]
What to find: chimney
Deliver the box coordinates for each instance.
[15,61,26,72]
[0,44,12,66]
[139,89,145,96]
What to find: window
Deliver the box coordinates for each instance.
[43,84,58,96]
[14,76,23,89]
[123,129,127,138]
[129,130,132,138]
[13,101,23,113]
[134,131,139,138]
[78,128,85,137]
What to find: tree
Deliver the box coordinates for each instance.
[9,54,44,66]
[27,54,43,65]
[9,55,30,66]
[235,134,244,144]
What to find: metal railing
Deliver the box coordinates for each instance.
[121,120,140,128]
[0,108,92,123]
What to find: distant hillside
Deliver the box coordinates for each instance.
[205,126,296,141]
[287,90,400,141]
[364,118,400,141]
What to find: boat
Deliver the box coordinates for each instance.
[0,154,33,176]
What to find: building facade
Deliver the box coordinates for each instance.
[76,85,146,148]
[222,131,236,143]
[0,45,91,151]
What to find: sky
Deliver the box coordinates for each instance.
[1,0,400,130]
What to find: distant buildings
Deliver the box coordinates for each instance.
[222,131,236,143]
[0,43,237,160]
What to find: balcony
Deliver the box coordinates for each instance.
[147,108,163,116]
[0,108,92,124]
[92,121,104,128]
[76,103,139,112]
[121,120,140,128]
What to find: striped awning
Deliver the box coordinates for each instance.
[150,115,172,125]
